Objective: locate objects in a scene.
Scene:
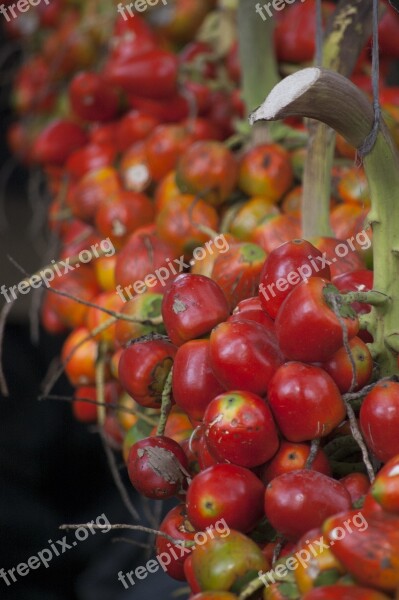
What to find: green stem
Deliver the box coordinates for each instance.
[339,290,389,306]
[250,68,399,377]
[302,0,374,238]
[237,0,279,142]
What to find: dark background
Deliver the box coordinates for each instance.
[0,28,184,600]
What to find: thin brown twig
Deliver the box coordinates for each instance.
[99,428,140,522]
[59,522,185,546]
[327,293,375,482]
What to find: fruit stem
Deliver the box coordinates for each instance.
[249,67,399,377]
[302,0,374,238]
[156,368,173,437]
[237,0,279,142]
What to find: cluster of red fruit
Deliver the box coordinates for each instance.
[4,1,399,599]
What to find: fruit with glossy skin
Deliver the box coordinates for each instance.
[258,239,331,319]
[294,529,345,594]
[260,441,331,484]
[275,278,359,363]
[211,242,266,311]
[118,339,177,408]
[209,319,283,396]
[321,336,373,393]
[172,339,225,422]
[161,274,230,347]
[155,504,196,580]
[186,530,268,593]
[186,463,265,533]
[204,391,279,468]
[370,454,399,513]
[127,435,189,499]
[340,472,370,504]
[268,362,346,442]
[264,470,352,540]
[360,381,399,463]
[323,509,399,592]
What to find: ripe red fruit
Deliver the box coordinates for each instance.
[264,470,352,540]
[204,391,279,468]
[172,340,225,422]
[258,239,331,319]
[275,278,359,363]
[267,362,346,442]
[32,119,88,166]
[161,274,230,347]
[260,441,331,484]
[360,381,399,463]
[127,436,189,499]
[186,464,265,533]
[155,504,196,580]
[209,319,282,396]
[321,336,373,393]
[69,72,119,122]
[118,339,177,409]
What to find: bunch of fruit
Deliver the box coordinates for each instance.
[4,0,399,598]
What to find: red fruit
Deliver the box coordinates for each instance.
[176,141,237,207]
[260,441,331,484]
[118,339,177,409]
[204,391,279,468]
[258,239,331,319]
[268,362,346,442]
[275,278,359,363]
[360,381,399,463]
[172,340,225,422]
[155,504,196,580]
[127,436,189,499]
[341,472,370,504]
[69,72,119,122]
[65,143,115,181]
[209,320,282,396]
[321,336,373,393]
[33,119,88,166]
[115,231,180,298]
[186,464,265,533]
[161,274,230,347]
[105,50,178,100]
[265,470,352,540]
